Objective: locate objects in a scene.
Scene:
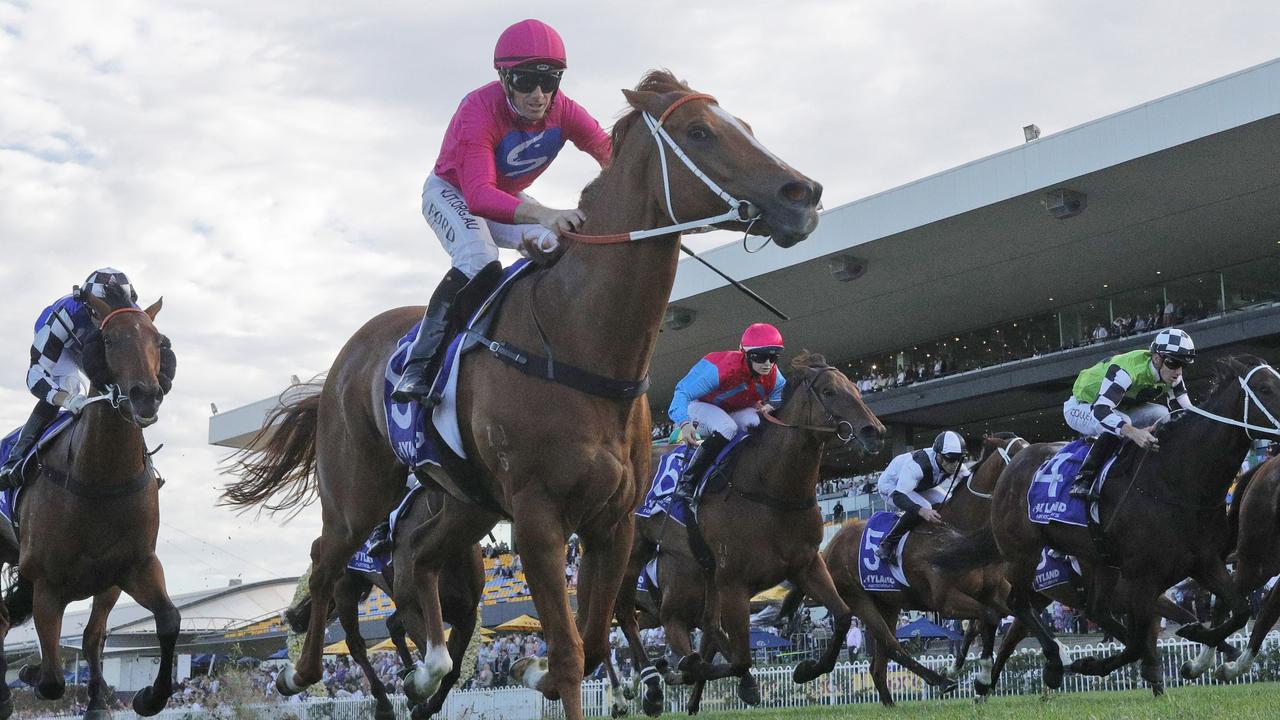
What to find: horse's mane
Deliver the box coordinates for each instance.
[780,351,830,407]
[580,70,693,208]
[972,432,1020,469]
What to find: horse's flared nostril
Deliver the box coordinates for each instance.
[779,181,818,207]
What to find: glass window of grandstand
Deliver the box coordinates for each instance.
[1109,285,1164,339]
[1162,270,1224,326]
[1057,299,1111,348]
[1223,256,1280,313]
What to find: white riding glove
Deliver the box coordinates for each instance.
[62,393,92,415]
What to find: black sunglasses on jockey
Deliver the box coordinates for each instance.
[508,69,563,94]
[1159,354,1188,371]
[746,350,780,365]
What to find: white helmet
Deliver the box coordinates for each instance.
[932,430,966,461]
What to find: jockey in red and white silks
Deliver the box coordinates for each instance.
[668,323,787,501]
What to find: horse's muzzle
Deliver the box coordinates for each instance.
[856,425,884,454]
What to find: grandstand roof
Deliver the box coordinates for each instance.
[649,56,1280,404]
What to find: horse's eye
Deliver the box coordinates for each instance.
[688,125,711,141]
[822,388,835,397]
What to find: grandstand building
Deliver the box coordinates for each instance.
[208,56,1280,625]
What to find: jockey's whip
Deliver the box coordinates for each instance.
[679,243,789,321]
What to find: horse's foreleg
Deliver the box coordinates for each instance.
[788,554,851,683]
[869,641,893,706]
[1218,577,1280,681]
[511,499,583,718]
[387,610,416,668]
[710,584,760,706]
[578,512,634,677]
[120,555,180,716]
[281,531,360,695]
[613,538,663,717]
[1185,561,1253,649]
[0,584,10,720]
[337,577,394,720]
[987,616,1029,695]
[846,593,952,691]
[951,621,980,678]
[80,588,121,719]
[972,619,1000,695]
[25,580,68,701]
[686,628,716,716]
[419,576,482,720]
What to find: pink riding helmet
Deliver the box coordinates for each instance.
[740,323,785,352]
[494,19,567,70]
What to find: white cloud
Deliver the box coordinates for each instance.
[2,0,1278,596]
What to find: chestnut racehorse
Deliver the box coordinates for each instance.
[221,70,820,720]
[615,352,891,714]
[0,285,178,720]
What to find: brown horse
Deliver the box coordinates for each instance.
[614,353,892,713]
[0,285,178,720]
[1210,456,1280,681]
[221,69,820,720]
[283,487,484,720]
[944,356,1280,695]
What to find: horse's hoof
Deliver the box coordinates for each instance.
[1151,682,1165,697]
[623,685,635,701]
[0,697,12,720]
[132,686,169,716]
[973,694,988,705]
[936,677,959,695]
[675,653,702,679]
[83,710,111,720]
[643,685,664,717]
[17,665,38,688]
[1043,664,1064,690]
[687,700,700,716]
[653,657,670,673]
[373,699,398,720]
[274,665,307,696]
[737,676,761,706]
[974,679,991,696]
[34,679,65,701]
[792,659,820,684]
[1179,660,1200,680]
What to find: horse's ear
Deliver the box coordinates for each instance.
[85,294,112,326]
[622,89,667,117]
[144,297,163,321]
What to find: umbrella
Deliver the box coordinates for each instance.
[267,647,289,660]
[322,640,350,655]
[495,614,542,632]
[751,585,790,603]
[895,618,962,641]
[748,629,791,649]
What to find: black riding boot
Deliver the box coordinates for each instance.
[1068,432,1122,501]
[391,268,469,405]
[876,510,923,565]
[0,401,59,489]
[673,432,730,504]
[367,521,393,557]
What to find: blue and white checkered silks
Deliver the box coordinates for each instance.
[82,267,137,303]
[1150,328,1195,360]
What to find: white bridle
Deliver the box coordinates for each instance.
[1180,363,1280,437]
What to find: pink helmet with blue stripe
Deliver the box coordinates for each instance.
[494,19,567,70]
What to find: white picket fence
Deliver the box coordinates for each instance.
[26,631,1280,719]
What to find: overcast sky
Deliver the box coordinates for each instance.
[3,1,1279,600]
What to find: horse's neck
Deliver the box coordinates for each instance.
[71,402,145,481]
[531,134,682,381]
[1156,383,1250,496]
[748,421,824,497]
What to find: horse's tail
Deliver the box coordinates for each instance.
[3,568,33,627]
[219,384,322,516]
[930,526,1002,576]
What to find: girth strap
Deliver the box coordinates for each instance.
[37,457,158,500]
[465,330,650,400]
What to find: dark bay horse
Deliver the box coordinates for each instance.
[221,69,821,720]
[614,353,889,713]
[0,286,178,720]
[952,356,1280,695]
[283,488,484,720]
